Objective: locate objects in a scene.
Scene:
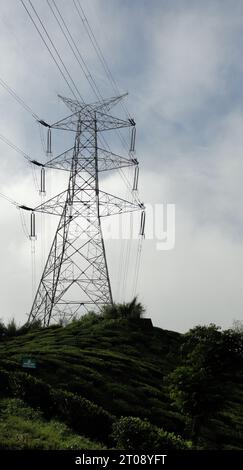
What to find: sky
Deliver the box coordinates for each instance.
[0,0,243,332]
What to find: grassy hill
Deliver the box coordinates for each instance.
[0,314,243,449]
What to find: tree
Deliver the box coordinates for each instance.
[168,324,243,443]
[232,319,243,334]
[183,324,243,374]
[0,319,6,339]
[168,365,224,442]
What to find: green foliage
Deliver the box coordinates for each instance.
[112,416,191,450]
[167,324,243,442]
[168,366,223,421]
[0,369,11,396]
[21,320,43,334]
[0,319,243,449]
[0,369,113,442]
[69,311,102,327]
[5,318,18,337]
[101,297,145,320]
[0,318,43,339]
[232,320,243,334]
[50,388,114,441]
[0,398,105,450]
[0,319,6,338]
[10,372,53,414]
[183,324,243,373]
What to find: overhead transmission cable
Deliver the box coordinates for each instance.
[74,0,130,118]
[20,0,81,101]
[47,0,103,103]
[30,0,137,202]
[132,237,143,296]
[0,76,39,120]
[73,0,131,152]
[0,192,19,207]
[70,3,138,215]
[0,192,31,241]
[48,0,128,155]
[19,0,144,301]
[0,133,31,161]
[0,131,40,192]
[48,0,129,153]
[70,2,144,297]
[74,0,145,223]
[27,0,83,101]
[19,208,30,238]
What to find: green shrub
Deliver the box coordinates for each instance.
[50,388,114,441]
[0,369,11,396]
[18,320,43,335]
[68,312,101,327]
[0,398,105,450]
[0,370,113,442]
[0,320,6,339]
[5,318,18,337]
[112,416,191,450]
[101,298,145,320]
[10,373,53,415]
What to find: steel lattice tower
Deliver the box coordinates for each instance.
[25,95,144,326]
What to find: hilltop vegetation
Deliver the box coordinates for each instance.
[0,303,243,450]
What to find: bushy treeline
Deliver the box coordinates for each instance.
[0,297,145,339]
[0,318,43,338]
[167,324,243,447]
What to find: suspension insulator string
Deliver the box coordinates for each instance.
[30,237,36,302]
[29,211,36,240]
[29,210,37,302]
[130,126,136,153]
[139,210,146,237]
[47,127,52,156]
[40,167,46,195]
[40,191,46,272]
[133,164,139,191]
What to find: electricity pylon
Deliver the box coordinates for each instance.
[24,95,144,326]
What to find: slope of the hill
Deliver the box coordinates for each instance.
[0,317,181,429]
[0,315,243,449]
[0,398,105,450]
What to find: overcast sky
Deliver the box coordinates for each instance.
[1,0,243,332]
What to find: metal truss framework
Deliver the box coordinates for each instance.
[26,95,144,325]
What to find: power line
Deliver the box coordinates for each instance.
[27,0,83,101]
[0,131,40,191]
[19,208,30,238]
[74,0,131,152]
[47,0,103,103]
[39,0,133,168]
[20,0,80,101]
[75,0,130,118]
[0,76,40,120]
[19,0,144,307]
[132,237,143,297]
[0,191,19,207]
[0,132,31,161]
[38,121,46,153]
